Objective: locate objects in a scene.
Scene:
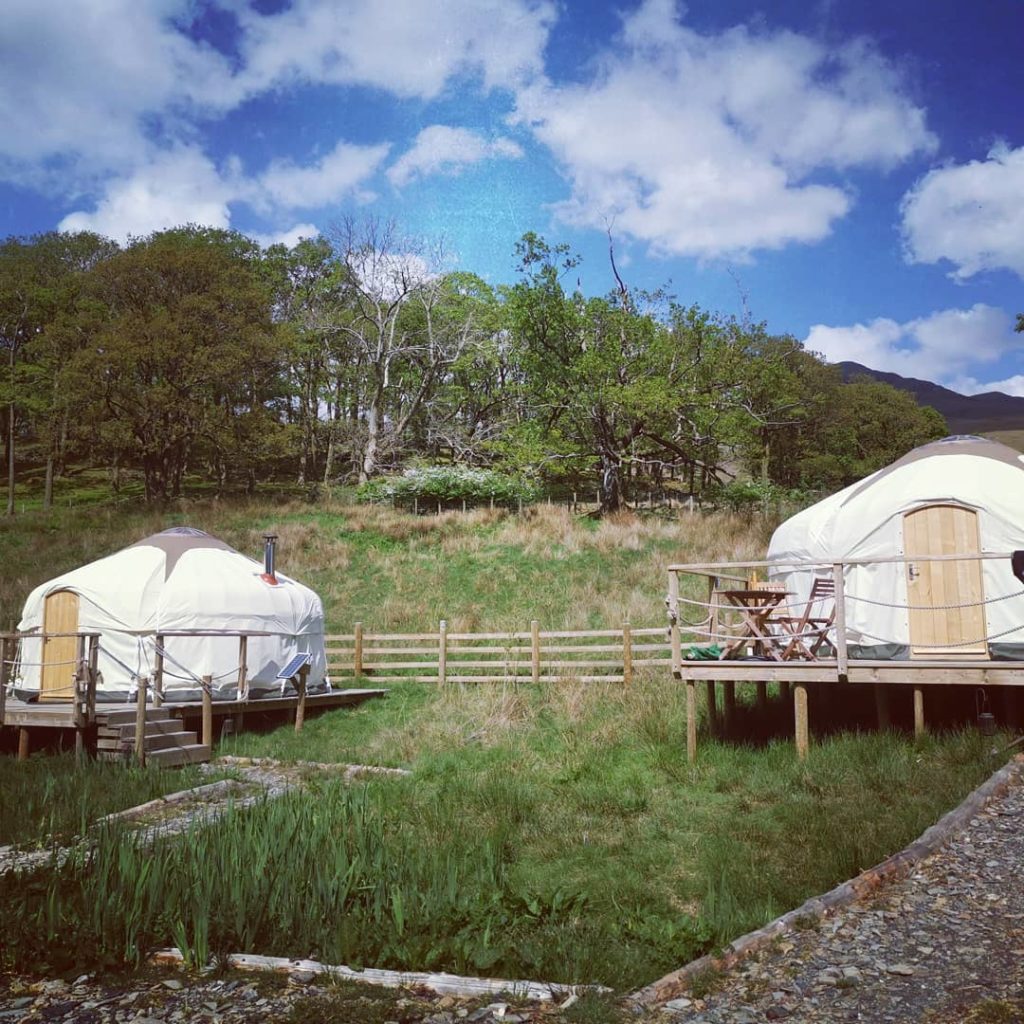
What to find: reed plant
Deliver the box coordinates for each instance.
[0,754,212,848]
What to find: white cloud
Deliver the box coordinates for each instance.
[387,126,523,188]
[900,143,1024,280]
[252,223,322,249]
[960,375,1024,398]
[514,0,935,259]
[0,0,232,178]
[256,141,390,210]
[804,304,1023,388]
[233,0,555,101]
[57,148,234,241]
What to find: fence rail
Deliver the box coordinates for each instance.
[326,621,671,686]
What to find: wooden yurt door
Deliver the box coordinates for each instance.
[40,590,80,701]
[903,505,986,658]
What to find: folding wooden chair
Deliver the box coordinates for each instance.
[774,578,836,660]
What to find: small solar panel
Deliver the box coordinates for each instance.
[276,652,312,680]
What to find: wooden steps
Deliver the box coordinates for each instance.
[96,706,211,767]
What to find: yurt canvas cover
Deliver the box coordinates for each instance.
[767,436,1024,660]
[15,527,329,701]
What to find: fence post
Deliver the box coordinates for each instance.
[622,622,633,687]
[438,620,448,688]
[202,675,213,749]
[153,633,164,707]
[237,635,248,701]
[531,620,540,684]
[354,622,364,680]
[135,675,148,767]
[295,664,309,734]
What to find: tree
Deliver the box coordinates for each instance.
[66,226,287,503]
[330,218,479,481]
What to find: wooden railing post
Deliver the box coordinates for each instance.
[135,675,148,767]
[201,675,213,749]
[153,633,164,707]
[438,620,448,688]
[237,634,248,701]
[622,622,633,687]
[354,622,364,679]
[668,571,681,674]
[531,620,540,684]
[74,633,87,760]
[294,664,309,734]
[832,563,848,678]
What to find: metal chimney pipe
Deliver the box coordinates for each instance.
[262,534,278,584]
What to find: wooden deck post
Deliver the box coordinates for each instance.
[875,685,891,731]
[438,620,448,688]
[913,686,926,738]
[686,680,697,763]
[622,622,633,688]
[794,682,809,760]
[201,675,213,749]
[779,680,790,702]
[0,636,9,727]
[17,727,29,761]
[354,622,364,679]
[832,563,848,677]
[153,633,164,707]
[723,680,736,730]
[294,664,309,734]
[135,675,148,767]
[705,681,718,735]
[668,571,681,674]
[236,635,248,701]
[756,681,768,710]
[531,620,540,684]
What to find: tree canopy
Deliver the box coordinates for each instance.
[1,224,949,511]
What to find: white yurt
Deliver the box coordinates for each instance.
[15,527,329,702]
[767,436,1024,660]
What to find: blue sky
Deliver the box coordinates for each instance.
[1,0,1022,394]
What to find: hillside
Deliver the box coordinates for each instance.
[837,361,1024,434]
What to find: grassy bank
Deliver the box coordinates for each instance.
[0,497,770,632]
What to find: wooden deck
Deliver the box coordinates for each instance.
[1,688,386,743]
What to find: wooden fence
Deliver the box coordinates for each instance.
[325,622,672,686]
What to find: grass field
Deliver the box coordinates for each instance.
[0,494,1014,988]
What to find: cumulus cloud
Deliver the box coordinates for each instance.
[57,148,235,241]
[514,0,936,259]
[256,141,390,210]
[0,0,232,177]
[233,0,555,100]
[900,143,1024,280]
[804,304,1023,390]
[387,126,523,188]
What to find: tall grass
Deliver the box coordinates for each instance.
[0,755,213,848]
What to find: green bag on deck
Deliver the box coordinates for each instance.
[685,644,722,660]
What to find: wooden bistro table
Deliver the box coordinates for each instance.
[717,588,792,661]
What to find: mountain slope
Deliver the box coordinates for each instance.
[836,362,1024,434]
